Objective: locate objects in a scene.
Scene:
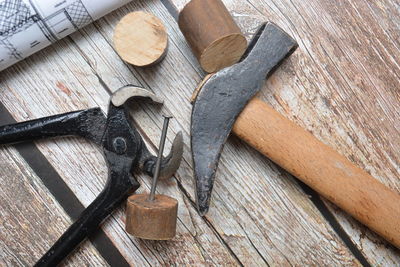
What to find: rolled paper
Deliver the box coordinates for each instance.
[0,0,131,71]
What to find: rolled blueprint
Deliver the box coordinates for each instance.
[0,0,131,71]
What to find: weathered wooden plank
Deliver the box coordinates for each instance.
[0,39,238,266]
[0,0,398,266]
[0,0,362,266]
[71,0,361,265]
[169,0,400,264]
[0,1,239,265]
[0,147,107,266]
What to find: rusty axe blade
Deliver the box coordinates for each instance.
[191,22,297,215]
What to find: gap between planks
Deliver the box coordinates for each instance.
[0,0,398,266]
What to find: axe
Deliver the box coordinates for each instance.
[178,0,400,248]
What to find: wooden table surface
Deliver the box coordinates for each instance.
[0,0,399,266]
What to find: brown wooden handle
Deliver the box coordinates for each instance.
[233,97,400,248]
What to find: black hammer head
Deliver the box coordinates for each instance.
[191,22,298,215]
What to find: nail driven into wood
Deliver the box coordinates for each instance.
[149,116,171,201]
[125,116,178,240]
[126,194,178,240]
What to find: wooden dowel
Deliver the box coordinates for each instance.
[178,0,247,73]
[126,194,178,240]
[114,11,168,67]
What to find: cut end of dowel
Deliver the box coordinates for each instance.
[199,33,247,73]
[113,11,168,67]
[178,0,247,73]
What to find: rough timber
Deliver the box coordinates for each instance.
[0,0,399,265]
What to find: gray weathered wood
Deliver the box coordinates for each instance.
[0,147,107,266]
[175,0,400,264]
[0,0,398,265]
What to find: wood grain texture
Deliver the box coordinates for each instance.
[188,0,400,264]
[0,147,107,266]
[114,11,168,67]
[126,194,178,240]
[233,97,400,248]
[178,0,247,72]
[82,1,363,264]
[0,35,238,266]
[0,0,398,266]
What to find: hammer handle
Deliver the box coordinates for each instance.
[233,98,400,248]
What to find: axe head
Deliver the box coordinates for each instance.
[191,22,298,215]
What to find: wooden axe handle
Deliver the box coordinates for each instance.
[233,98,400,248]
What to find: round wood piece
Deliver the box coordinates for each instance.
[113,11,168,67]
[126,194,178,240]
[178,0,247,73]
[199,33,247,73]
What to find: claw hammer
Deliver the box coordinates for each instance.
[178,0,400,248]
